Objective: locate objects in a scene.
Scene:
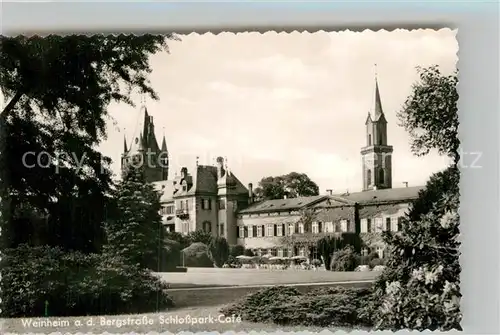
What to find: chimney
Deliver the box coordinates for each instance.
[326,189,333,196]
[403,182,408,188]
[216,156,225,178]
[248,183,253,204]
[181,167,188,179]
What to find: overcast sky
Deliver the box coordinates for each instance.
[100,29,458,194]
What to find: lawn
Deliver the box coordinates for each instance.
[2,305,366,333]
[157,268,379,287]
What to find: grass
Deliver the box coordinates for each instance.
[157,268,379,287]
[1,305,363,333]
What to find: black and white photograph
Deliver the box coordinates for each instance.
[1,28,460,332]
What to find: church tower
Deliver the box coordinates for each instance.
[121,107,169,182]
[361,76,393,191]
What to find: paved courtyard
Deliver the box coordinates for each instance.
[156,268,379,288]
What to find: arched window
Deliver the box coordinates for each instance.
[379,168,385,184]
[368,134,372,145]
[367,169,372,186]
[203,221,211,233]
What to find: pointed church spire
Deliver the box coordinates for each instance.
[123,134,128,153]
[161,127,167,152]
[142,107,149,146]
[373,64,384,120]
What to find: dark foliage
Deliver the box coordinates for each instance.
[1,244,173,317]
[397,66,459,163]
[226,255,242,268]
[0,34,176,254]
[208,236,230,267]
[253,172,319,200]
[316,236,342,270]
[186,229,213,245]
[165,231,190,249]
[372,166,461,331]
[104,165,164,270]
[330,245,359,272]
[243,248,255,257]
[229,244,245,257]
[159,238,182,271]
[181,242,213,268]
[220,285,373,328]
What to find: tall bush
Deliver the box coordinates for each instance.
[159,238,182,271]
[208,236,230,267]
[372,166,461,331]
[187,230,213,245]
[316,236,341,270]
[0,244,173,317]
[330,245,359,272]
[181,242,213,267]
[104,165,164,270]
[229,244,245,257]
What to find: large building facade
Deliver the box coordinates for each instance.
[121,79,425,257]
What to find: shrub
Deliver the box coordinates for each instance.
[181,242,213,267]
[316,236,341,270]
[186,230,213,245]
[1,244,173,317]
[243,248,255,257]
[220,285,373,328]
[311,259,322,267]
[226,255,242,268]
[372,166,461,331]
[340,233,362,253]
[105,165,164,270]
[164,231,190,249]
[208,237,230,267]
[330,245,359,271]
[369,258,385,269]
[159,238,182,271]
[229,244,245,257]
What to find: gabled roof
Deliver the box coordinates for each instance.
[153,164,249,201]
[238,195,328,214]
[338,186,424,205]
[154,180,175,203]
[237,186,424,215]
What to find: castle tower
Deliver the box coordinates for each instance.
[361,76,393,191]
[160,134,169,180]
[122,107,169,183]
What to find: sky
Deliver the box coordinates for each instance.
[100,29,458,194]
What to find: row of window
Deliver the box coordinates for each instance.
[237,220,350,239]
[252,248,305,257]
[160,198,227,215]
[360,217,403,233]
[178,221,225,236]
[201,198,226,210]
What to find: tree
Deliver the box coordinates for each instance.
[165,231,190,249]
[0,35,177,253]
[371,65,461,331]
[0,34,178,317]
[187,229,213,245]
[253,172,319,201]
[316,236,342,270]
[208,237,230,267]
[397,65,459,163]
[104,165,164,270]
[372,166,461,331]
[229,244,245,257]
